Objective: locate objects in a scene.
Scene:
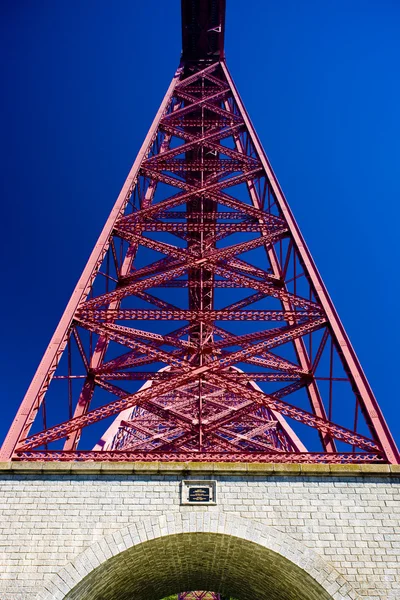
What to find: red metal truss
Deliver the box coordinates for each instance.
[1,2,398,465]
[178,593,220,600]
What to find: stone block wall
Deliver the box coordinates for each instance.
[0,463,398,600]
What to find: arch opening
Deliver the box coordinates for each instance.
[65,533,334,600]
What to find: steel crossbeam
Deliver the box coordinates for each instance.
[13,450,384,463]
[1,0,398,465]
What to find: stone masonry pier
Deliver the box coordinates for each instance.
[0,463,399,600]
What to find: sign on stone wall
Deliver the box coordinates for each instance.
[181,480,217,505]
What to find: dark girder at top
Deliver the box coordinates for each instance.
[0,1,398,464]
[181,0,226,64]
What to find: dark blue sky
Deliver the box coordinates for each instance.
[1,0,399,448]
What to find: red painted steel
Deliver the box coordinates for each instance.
[178,593,220,600]
[1,1,398,464]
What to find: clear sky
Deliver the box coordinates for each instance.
[1,0,399,448]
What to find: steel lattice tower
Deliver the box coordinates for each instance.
[178,593,220,600]
[1,0,398,465]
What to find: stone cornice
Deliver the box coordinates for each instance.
[0,461,399,476]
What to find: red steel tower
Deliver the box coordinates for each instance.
[178,593,220,600]
[178,592,222,600]
[1,0,398,465]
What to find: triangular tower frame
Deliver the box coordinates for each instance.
[1,0,398,464]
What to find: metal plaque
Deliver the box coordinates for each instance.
[181,480,217,505]
[188,486,210,502]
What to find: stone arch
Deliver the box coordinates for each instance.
[35,512,360,600]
